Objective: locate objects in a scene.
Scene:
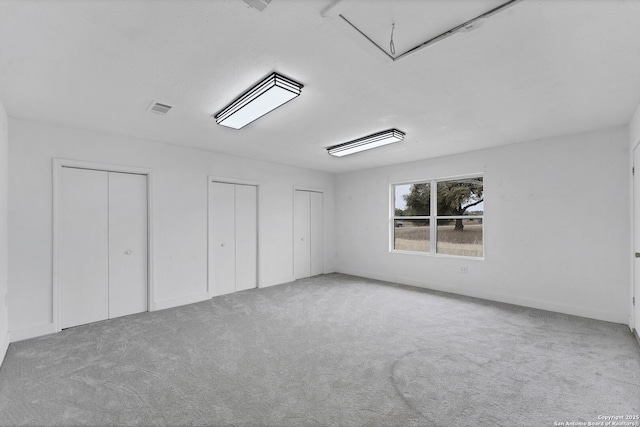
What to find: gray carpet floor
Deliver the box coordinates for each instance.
[0,273,638,426]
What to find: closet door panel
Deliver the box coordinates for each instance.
[294,190,311,279]
[59,167,109,329]
[235,184,257,292]
[108,172,148,319]
[209,182,236,296]
[309,191,324,277]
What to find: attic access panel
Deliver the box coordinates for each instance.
[322,0,520,61]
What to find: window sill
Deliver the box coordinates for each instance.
[390,249,484,261]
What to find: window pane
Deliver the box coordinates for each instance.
[436,177,483,216]
[436,218,483,257]
[394,183,430,216]
[394,219,430,252]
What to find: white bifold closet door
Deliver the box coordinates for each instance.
[294,190,323,280]
[107,172,148,319]
[209,181,257,297]
[59,167,147,329]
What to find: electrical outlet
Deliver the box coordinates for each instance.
[460,266,468,274]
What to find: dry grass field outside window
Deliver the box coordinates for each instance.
[394,220,482,257]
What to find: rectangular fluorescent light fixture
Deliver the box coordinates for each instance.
[215,72,303,129]
[327,129,405,157]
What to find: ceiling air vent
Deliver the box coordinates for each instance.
[148,101,172,115]
[243,0,271,12]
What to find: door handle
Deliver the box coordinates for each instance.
[125,250,132,255]
[636,253,640,258]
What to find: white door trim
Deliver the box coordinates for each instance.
[209,175,260,187]
[294,185,325,194]
[52,158,154,332]
[207,176,260,297]
[629,141,640,343]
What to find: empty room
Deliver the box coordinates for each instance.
[0,0,639,425]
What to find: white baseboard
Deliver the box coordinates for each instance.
[153,292,210,311]
[257,270,337,289]
[336,267,627,324]
[8,293,211,342]
[0,330,8,368]
[259,274,295,289]
[9,322,57,342]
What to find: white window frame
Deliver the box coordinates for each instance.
[390,173,484,259]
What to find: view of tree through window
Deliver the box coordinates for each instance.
[393,177,483,257]
[394,183,430,253]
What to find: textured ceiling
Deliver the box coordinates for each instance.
[0,0,639,174]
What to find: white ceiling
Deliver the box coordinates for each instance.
[326,0,510,59]
[0,0,639,174]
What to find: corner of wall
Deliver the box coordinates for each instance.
[0,99,9,367]
[630,101,640,150]
[0,328,9,363]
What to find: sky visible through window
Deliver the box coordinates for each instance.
[394,183,484,213]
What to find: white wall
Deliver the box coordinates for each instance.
[336,126,630,324]
[8,118,336,340]
[0,101,9,363]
